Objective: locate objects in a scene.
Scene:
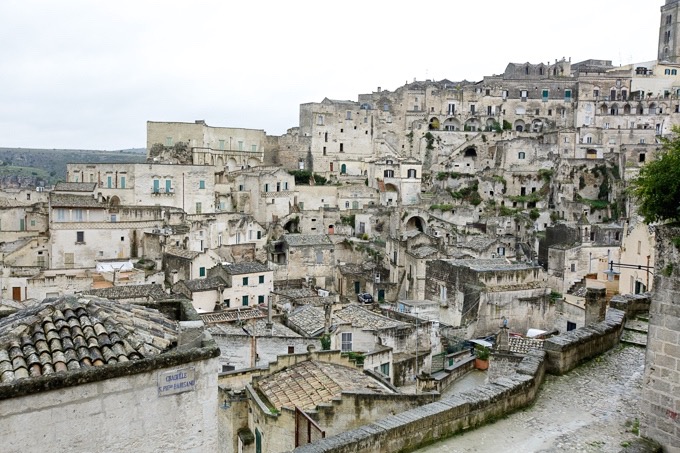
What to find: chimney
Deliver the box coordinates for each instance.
[266,295,273,330]
[323,302,332,335]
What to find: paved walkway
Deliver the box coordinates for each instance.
[417,344,646,453]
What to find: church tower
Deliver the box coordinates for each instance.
[659,0,680,62]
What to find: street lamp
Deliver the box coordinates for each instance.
[603,260,654,282]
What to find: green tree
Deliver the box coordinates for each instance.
[630,126,680,223]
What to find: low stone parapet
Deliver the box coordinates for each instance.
[543,308,625,375]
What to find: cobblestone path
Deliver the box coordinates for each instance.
[417,344,645,453]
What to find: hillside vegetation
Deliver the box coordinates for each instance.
[0,147,146,188]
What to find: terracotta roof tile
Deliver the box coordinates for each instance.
[0,296,178,381]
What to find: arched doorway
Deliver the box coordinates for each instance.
[464,147,477,158]
[404,215,426,232]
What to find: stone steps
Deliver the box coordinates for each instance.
[621,315,649,347]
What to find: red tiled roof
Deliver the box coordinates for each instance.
[0,297,178,383]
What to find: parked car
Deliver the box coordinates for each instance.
[357,293,374,303]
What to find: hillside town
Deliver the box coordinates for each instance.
[1,2,680,453]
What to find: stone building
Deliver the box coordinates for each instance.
[0,296,220,453]
[207,318,318,372]
[425,258,550,338]
[219,350,436,453]
[205,261,273,310]
[222,167,296,225]
[66,162,216,215]
[146,120,265,169]
[268,234,336,289]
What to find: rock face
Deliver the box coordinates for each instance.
[640,225,680,451]
[147,142,193,164]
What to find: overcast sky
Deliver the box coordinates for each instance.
[0,1,662,150]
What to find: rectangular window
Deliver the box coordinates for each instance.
[251,144,257,152]
[120,176,126,189]
[73,209,84,221]
[542,89,549,101]
[165,179,172,193]
[238,141,244,151]
[339,143,344,152]
[346,110,352,120]
[259,275,264,284]
[564,89,572,101]
[341,332,352,352]
[166,137,173,146]
[76,231,84,243]
[243,277,249,286]
[288,346,295,354]
[224,299,230,308]
[520,90,528,100]
[470,105,475,114]
[199,267,206,277]
[258,295,265,304]
[219,139,225,150]
[107,175,112,188]
[195,202,202,214]
[264,183,269,192]
[380,363,389,376]
[257,231,261,239]
[153,179,159,193]
[242,295,249,306]
[199,180,205,189]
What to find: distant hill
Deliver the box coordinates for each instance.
[0,147,147,188]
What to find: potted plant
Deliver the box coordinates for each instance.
[474,345,490,370]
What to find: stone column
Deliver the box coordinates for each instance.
[584,287,606,325]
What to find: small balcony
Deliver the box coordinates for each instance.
[151,187,175,196]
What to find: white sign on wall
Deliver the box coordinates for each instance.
[157,367,196,396]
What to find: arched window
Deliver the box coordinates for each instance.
[666,69,671,75]
[340,164,347,174]
[673,69,678,76]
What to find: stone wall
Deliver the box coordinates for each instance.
[640,225,680,451]
[543,308,625,375]
[0,349,220,453]
[609,292,652,318]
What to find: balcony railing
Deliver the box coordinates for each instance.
[151,188,175,195]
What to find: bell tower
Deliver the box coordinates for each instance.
[659,0,680,62]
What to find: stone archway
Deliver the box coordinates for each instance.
[404,215,426,232]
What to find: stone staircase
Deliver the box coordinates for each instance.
[621,313,649,347]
